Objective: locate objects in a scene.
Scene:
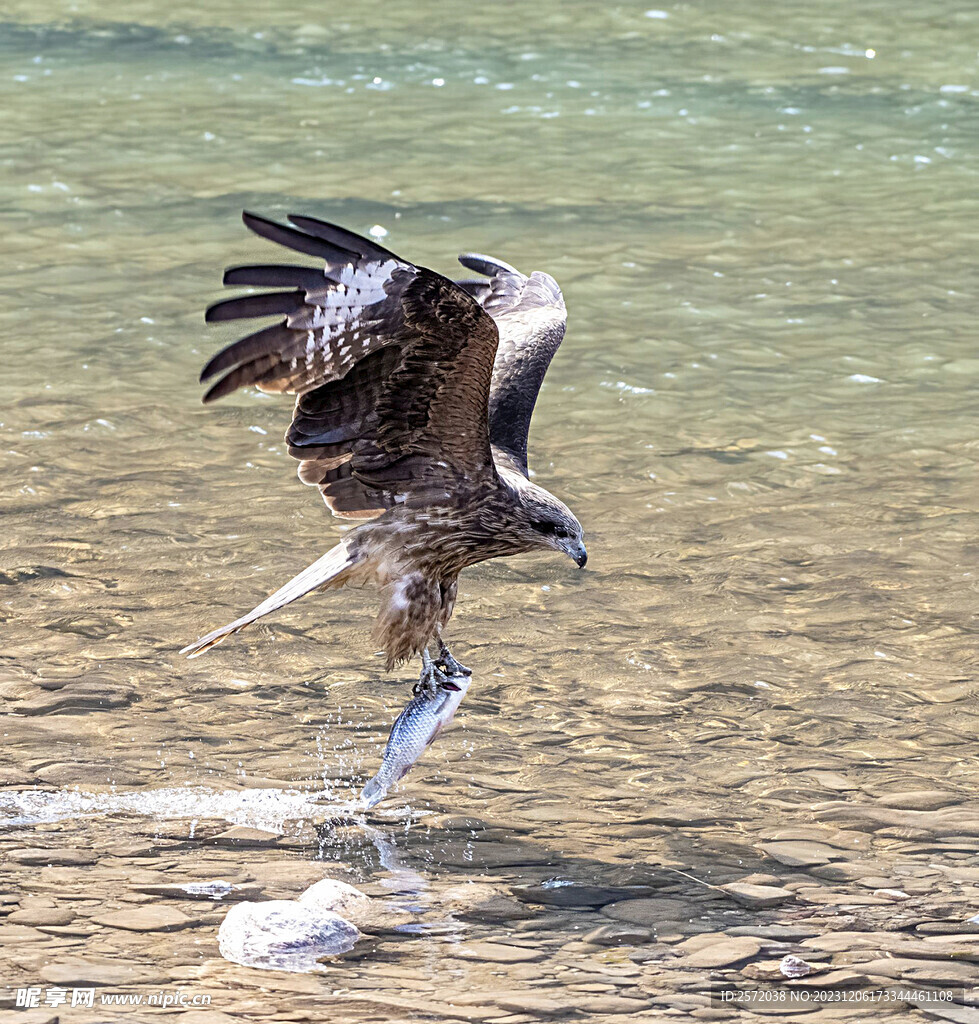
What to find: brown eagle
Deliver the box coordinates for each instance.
[181,212,586,695]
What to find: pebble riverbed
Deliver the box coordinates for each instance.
[1,775,978,1022]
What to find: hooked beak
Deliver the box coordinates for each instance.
[567,540,588,568]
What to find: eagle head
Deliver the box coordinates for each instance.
[512,479,587,568]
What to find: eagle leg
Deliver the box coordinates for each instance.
[414,649,463,698]
[434,627,472,678]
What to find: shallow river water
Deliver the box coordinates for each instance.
[2,1,978,1021]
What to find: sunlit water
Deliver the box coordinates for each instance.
[2,1,978,1020]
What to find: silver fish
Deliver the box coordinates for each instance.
[361,677,471,808]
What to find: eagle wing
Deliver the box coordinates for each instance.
[456,253,567,477]
[200,212,501,519]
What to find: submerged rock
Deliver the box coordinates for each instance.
[720,882,796,908]
[513,881,658,907]
[456,895,536,923]
[453,940,546,963]
[41,956,167,987]
[93,906,192,932]
[210,826,280,847]
[8,848,97,867]
[8,907,76,927]
[674,934,764,968]
[601,897,692,925]
[582,922,654,946]
[135,880,243,901]
[757,840,838,867]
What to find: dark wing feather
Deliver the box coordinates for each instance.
[458,252,567,476]
[205,290,306,322]
[200,212,501,519]
[285,214,401,262]
[223,264,330,289]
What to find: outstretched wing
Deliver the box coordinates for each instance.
[200,212,501,519]
[457,253,567,477]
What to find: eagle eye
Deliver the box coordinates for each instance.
[532,520,568,538]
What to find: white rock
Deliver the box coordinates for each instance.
[298,878,371,921]
[780,954,813,978]
[872,888,910,901]
[218,899,359,972]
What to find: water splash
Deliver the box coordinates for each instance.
[0,786,360,833]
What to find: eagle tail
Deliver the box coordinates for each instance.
[180,540,359,659]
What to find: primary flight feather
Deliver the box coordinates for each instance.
[182,212,586,695]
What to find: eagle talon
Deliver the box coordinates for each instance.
[435,659,471,678]
[412,675,435,698]
[415,649,458,698]
[435,642,472,679]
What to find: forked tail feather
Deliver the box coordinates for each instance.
[180,540,359,658]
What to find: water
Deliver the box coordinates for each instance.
[2,0,978,1018]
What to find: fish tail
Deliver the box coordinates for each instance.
[180,540,360,658]
[360,775,388,809]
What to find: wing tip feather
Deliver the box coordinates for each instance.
[458,252,521,277]
[240,209,359,263]
[286,213,398,262]
[201,377,230,403]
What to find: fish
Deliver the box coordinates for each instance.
[360,677,472,808]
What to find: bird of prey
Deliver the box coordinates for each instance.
[181,212,586,695]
